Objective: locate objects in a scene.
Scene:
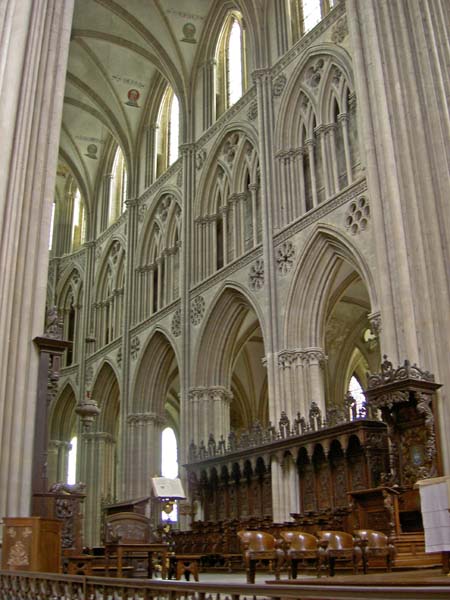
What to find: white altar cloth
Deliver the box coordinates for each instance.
[417,476,450,553]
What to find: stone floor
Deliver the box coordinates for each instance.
[164,567,450,587]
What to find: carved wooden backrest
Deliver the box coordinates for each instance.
[237,530,276,553]
[317,530,354,550]
[353,529,388,549]
[105,512,150,544]
[281,531,318,551]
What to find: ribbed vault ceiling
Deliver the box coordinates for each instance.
[57,0,236,207]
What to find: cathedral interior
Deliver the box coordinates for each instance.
[1,0,450,582]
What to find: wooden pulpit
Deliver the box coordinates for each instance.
[1,517,62,573]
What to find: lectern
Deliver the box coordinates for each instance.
[416,476,450,574]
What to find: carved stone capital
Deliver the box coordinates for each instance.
[208,386,233,404]
[127,412,166,426]
[277,349,305,369]
[303,348,327,367]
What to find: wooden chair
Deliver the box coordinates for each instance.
[280,531,327,578]
[353,529,396,573]
[237,530,284,583]
[316,530,362,576]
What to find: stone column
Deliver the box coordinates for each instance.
[304,348,327,415]
[274,452,300,523]
[220,206,229,265]
[202,59,216,130]
[179,143,195,477]
[100,174,113,232]
[274,0,290,56]
[0,0,74,519]
[80,431,116,546]
[347,0,450,469]
[156,256,163,310]
[190,217,201,283]
[145,123,158,187]
[54,190,74,255]
[248,183,259,246]
[253,68,281,419]
[149,265,155,316]
[271,453,285,523]
[254,68,287,527]
[315,125,330,199]
[277,153,288,227]
[126,413,165,499]
[229,194,239,260]
[201,219,206,277]
[277,350,308,417]
[135,266,143,322]
[338,112,353,185]
[162,249,169,306]
[287,151,297,221]
[47,440,71,485]
[305,138,319,208]
[238,192,246,254]
[327,123,340,193]
[187,387,232,444]
[287,453,300,520]
[297,149,307,215]
[118,197,139,499]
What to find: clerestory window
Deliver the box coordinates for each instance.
[215,12,246,118]
[156,86,180,177]
[290,0,336,42]
[71,188,86,251]
[108,146,127,225]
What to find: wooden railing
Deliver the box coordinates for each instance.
[1,570,450,600]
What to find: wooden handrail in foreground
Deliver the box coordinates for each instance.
[1,570,450,600]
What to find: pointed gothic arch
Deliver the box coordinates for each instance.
[82,361,121,546]
[132,329,180,416]
[284,224,378,349]
[128,329,180,499]
[194,285,266,388]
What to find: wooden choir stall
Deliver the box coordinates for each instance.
[178,358,443,571]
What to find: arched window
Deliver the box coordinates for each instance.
[215,12,246,117]
[227,19,243,106]
[161,427,179,522]
[290,1,336,42]
[49,200,56,250]
[67,436,77,485]
[348,375,365,418]
[95,241,125,348]
[108,147,127,225]
[302,0,322,33]
[71,188,86,251]
[51,178,86,255]
[168,94,179,166]
[156,87,180,178]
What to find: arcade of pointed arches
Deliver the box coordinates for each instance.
[47,1,382,545]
